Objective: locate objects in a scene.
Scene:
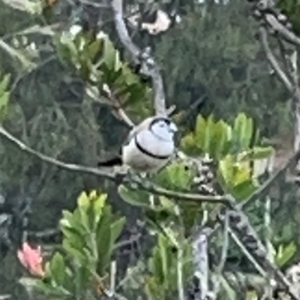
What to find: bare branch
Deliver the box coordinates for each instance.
[111,0,167,116]
[192,228,211,300]
[249,0,300,47]
[0,126,116,180]
[0,125,232,205]
[265,14,300,47]
[259,26,293,92]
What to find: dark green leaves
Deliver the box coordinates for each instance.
[55,29,151,118]
[145,232,193,299]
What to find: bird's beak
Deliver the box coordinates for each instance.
[170,122,178,133]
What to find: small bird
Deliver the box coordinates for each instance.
[98,116,178,173]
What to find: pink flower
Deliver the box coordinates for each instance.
[17,242,45,277]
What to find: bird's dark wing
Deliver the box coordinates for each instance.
[97,147,123,167]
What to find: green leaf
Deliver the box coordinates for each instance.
[118,185,152,207]
[180,133,198,155]
[91,191,107,229]
[210,119,228,159]
[50,252,66,286]
[218,155,235,187]
[0,74,11,95]
[250,146,274,160]
[230,180,256,200]
[88,39,101,62]
[77,192,91,232]
[194,115,206,150]
[78,191,90,210]
[218,155,256,199]
[275,242,297,267]
[155,161,196,191]
[204,115,215,154]
[60,226,86,251]
[96,206,113,274]
[110,216,126,246]
[102,35,118,71]
[62,240,87,263]
[233,113,253,150]
[60,210,85,235]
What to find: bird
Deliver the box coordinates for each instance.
[97,116,178,173]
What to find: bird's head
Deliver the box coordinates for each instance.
[149,117,178,142]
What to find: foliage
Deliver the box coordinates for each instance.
[0,0,300,300]
[20,190,126,299]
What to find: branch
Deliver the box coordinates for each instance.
[239,147,300,209]
[192,228,212,300]
[206,148,300,247]
[259,26,293,92]
[102,84,135,128]
[0,126,231,205]
[249,0,300,47]
[265,14,300,47]
[111,0,167,116]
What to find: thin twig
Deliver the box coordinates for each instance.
[0,125,232,205]
[102,84,135,128]
[112,0,167,116]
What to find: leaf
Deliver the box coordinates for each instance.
[155,161,196,191]
[218,155,235,187]
[250,146,274,160]
[60,226,86,251]
[78,191,90,210]
[60,209,86,235]
[233,113,253,150]
[88,39,101,63]
[50,252,66,286]
[230,180,256,200]
[77,192,91,232]
[204,115,215,154]
[275,242,297,267]
[118,185,152,207]
[0,74,11,95]
[210,119,228,159]
[102,35,118,71]
[110,216,126,246]
[96,206,113,274]
[194,115,206,150]
[62,240,87,263]
[91,192,106,229]
[180,132,198,154]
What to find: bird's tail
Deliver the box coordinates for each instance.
[97,156,123,167]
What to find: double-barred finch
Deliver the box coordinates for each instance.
[98,116,178,173]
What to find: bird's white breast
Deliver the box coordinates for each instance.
[122,130,174,172]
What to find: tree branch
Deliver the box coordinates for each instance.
[0,126,231,205]
[249,0,300,47]
[265,14,300,47]
[259,26,293,92]
[111,0,167,116]
[239,147,300,209]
